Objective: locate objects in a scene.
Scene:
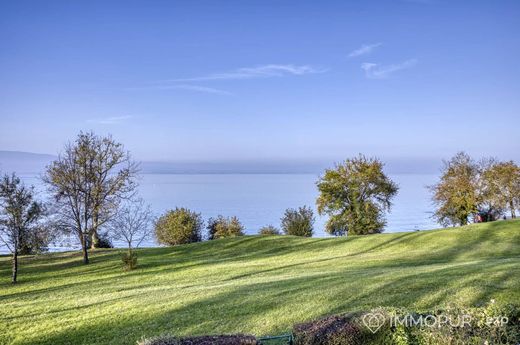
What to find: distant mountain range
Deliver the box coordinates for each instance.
[0,150,441,175]
[0,151,56,174]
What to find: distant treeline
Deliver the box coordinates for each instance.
[1,132,519,283]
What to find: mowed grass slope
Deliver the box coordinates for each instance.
[1,220,520,345]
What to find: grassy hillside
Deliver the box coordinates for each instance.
[1,220,519,345]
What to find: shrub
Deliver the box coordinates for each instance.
[293,302,520,345]
[97,231,114,248]
[19,225,54,255]
[281,206,314,237]
[293,314,365,345]
[259,225,281,235]
[86,231,113,249]
[155,208,203,246]
[137,335,257,345]
[207,215,245,240]
[402,302,520,345]
[121,251,138,270]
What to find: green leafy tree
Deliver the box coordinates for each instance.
[0,173,45,283]
[155,208,203,246]
[482,160,520,218]
[281,206,314,237]
[316,155,398,235]
[430,152,481,227]
[207,215,245,240]
[43,131,138,264]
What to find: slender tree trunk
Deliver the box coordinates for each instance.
[12,250,18,284]
[510,200,516,218]
[91,210,100,249]
[91,230,99,250]
[461,216,468,226]
[126,243,135,269]
[81,233,89,264]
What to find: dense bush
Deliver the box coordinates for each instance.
[293,302,520,345]
[85,231,113,248]
[137,335,257,345]
[281,206,315,237]
[401,302,520,345]
[207,215,245,240]
[98,231,114,248]
[18,225,54,254]
[258,225,281,235]
[155,208,203,246]
[121,251,138,270]
[293,314,365,345]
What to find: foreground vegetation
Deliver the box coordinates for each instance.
[1,220,519,345]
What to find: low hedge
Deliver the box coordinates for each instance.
[293,302,520,345]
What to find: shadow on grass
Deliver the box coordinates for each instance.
[24,255,519,345]
[1,220,519,345]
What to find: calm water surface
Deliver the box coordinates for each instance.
[2,173,440,252]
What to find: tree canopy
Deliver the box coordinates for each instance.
[482,160,520,219]
[0,173,45,283]
[316,155,398,235]
[430,152,481,227]
[43,131,138,264]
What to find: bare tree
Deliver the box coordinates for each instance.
[108,198,153,251]
[88,134,139,248]
[108,198,153,269]
[0,173,45,283]
[43,131,138,264]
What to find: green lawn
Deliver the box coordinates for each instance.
[1,220,519,345]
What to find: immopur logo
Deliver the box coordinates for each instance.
[362,312,386,333]
[361,312,509,334]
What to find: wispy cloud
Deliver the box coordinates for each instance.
[124,84,232,96]
[87,115,133,125]
[167,64,326,82]
[361,59,417,79]
[348,43,382,58]
[156,84,233,95]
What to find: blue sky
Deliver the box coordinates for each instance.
[1,0,519,167]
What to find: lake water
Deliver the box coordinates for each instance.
[1,173,441,252]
